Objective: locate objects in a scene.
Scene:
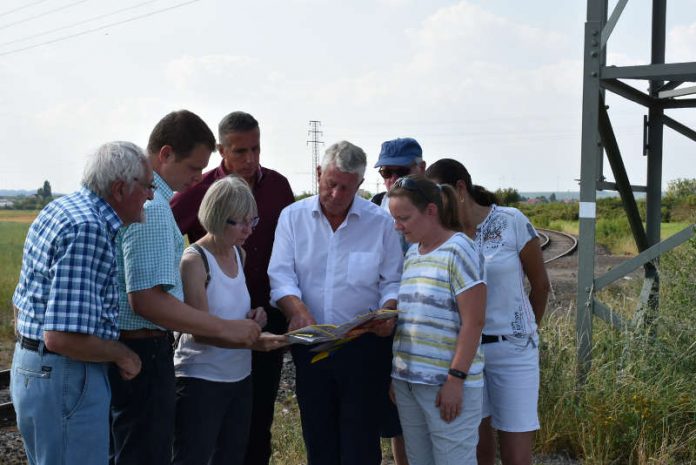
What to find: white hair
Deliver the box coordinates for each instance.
[82,141,148,198]
[321,141,366,179]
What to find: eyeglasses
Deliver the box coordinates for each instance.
[392,177,434,203]
[378,166,412,179]
[226,216,260,229]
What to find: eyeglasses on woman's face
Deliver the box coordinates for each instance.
[226,216,260,229]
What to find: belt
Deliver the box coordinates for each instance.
[18,336,56,355]
[481,334,509,344]
[119,328,168,340]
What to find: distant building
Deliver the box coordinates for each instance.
[0,199,15,208]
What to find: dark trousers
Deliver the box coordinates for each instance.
[292,334,382,465]
[172,375,253,465]
[109,336,176,465]
[243,306,288,465]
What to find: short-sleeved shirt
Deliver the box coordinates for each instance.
[116,172,184,330]
[475,205,538,337]
[392,232,485,387]
[13,187,123,341]
[171,163,295,309]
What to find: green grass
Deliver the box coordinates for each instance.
[537,239,696,464]
[537,219,693,255]
[0,220,31,337]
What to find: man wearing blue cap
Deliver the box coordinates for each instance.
[371,137,426,465]
[372,137,426,211]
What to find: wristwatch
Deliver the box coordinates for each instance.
[448,368,468,380]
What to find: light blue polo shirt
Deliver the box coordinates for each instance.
[116,172,185,330]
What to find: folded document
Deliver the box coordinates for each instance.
[284,308,399,348]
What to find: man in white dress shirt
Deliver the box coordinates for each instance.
[268,140,403,465]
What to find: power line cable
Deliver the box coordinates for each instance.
[0,0,162,48]
[0,0,90,31]
[0,0,200,57]
[0,0,51,19]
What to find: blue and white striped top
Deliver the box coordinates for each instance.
[13,187,123,341]
[392,232,486,387]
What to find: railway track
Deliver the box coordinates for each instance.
[537,228,578,263]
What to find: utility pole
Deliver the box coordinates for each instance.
[307,121,324,195]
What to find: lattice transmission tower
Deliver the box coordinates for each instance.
[577,0,696,383]
[307,121,324,195]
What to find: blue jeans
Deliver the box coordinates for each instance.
[109,336,176,465]
[393,379,482,465]
[11,342,111,465]
[172,375,253,465]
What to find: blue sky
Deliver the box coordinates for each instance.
[1,0,695,195]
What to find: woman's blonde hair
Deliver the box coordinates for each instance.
[198,175,257,235]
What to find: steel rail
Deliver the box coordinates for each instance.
[537,228,578,263]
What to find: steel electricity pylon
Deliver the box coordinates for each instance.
[577,0,696,383]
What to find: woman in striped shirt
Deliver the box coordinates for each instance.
[388,175,487,465]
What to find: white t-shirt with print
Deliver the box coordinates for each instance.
[475,205,538,337]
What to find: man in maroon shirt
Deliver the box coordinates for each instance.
[171,111,294,465]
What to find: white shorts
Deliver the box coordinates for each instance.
[481,333,540,432]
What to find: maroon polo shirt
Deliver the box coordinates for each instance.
[170,162,295,309]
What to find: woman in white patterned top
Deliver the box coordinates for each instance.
[427,159,550,465]
[388,175,487,465]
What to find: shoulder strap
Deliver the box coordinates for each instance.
[190,243,211,288]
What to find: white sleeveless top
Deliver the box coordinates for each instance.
[174,245,252,382]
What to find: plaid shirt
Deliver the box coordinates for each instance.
[13,187,123,341]
[116,172,184,330]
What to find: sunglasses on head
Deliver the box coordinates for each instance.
[378,166,412,179]
[392,176,434,203]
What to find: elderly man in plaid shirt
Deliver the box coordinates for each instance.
[11,142,150,465]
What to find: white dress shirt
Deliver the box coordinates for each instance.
[269,195,404,325]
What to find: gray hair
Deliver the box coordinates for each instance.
[321,141,366,179]
[82,141,148,198]
[198,175,258,236]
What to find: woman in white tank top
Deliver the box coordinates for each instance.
[172,175,286,465]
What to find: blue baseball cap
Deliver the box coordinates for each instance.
[374,138,423,168]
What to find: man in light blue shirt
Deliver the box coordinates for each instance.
[269,140,403,465]
[110,110,263,465]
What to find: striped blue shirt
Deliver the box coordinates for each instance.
[13,187,123,341]
[393,232,486,387]
[116,172,184,330]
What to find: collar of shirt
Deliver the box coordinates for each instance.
[153,172,175,202]
[309,194,362,222]
[80,186,122,239]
